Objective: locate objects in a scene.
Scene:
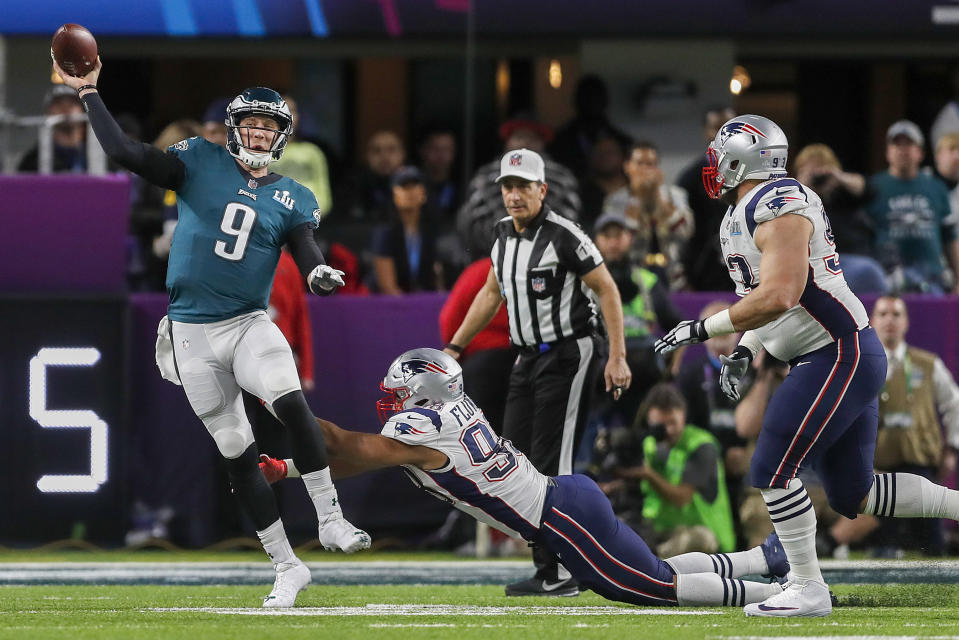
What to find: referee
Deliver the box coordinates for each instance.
[445,148,631,597]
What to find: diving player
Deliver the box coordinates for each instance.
[260,348,790,608]
[655,114,959,617]
[54,57,370,608]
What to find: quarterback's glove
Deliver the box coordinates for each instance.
[654,320,709,354]
[719,346,754,401]
[308,264,346,294]
[259,454,288,485]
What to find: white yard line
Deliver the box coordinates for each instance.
[148,604,722,616]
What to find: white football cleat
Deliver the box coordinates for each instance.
[744,578,832,617]
[262,561,311,608]
[318,513,371,553]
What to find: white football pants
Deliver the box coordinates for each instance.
[170,310,301,459]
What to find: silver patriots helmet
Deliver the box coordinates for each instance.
[377,348,465,422]
[225,87,293,169]
[702,114,788,199]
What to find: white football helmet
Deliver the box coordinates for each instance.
[225,87,293,169]
[702,114,788,199]
[377,348,465,422]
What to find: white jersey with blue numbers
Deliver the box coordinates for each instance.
[380,396,548,540]
[165,137,320,323]
[719,177,869,362]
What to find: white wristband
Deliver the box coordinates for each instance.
[703,308,735,337]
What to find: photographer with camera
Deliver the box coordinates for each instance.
[615,383,736,557]
[794,144,887,294]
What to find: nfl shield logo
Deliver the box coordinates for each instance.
[509,153,522,167]
[532,277,546,292]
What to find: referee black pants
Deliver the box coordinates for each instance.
[502,334,604,581]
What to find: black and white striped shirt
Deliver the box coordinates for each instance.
[491,206,604,348]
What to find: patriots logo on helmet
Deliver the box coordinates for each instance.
[400,358,448,383]
[719,121,767,145]
[509,153,523,166]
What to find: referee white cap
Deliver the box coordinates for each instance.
[496,148,546,183]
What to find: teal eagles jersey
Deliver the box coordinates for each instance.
[165,137,320,323]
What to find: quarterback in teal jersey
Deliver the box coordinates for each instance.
[56,56,369,608]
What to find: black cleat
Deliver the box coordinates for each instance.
[505,575,580,597]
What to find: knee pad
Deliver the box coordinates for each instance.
[206,413,254,459]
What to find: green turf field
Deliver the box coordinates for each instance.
[3,583,959,640]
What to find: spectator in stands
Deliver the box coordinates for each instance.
[417,126,460,223]
[271,95,333,215]
[457,115,581,259]
[200,97,230,147]
[867,120,959,294]
[930,66,959,151]
[579,133,629,228]
[677,106,736,292]
[370,166,443,294]
[617,383,736,556]
[835,295,959,556]
[344,130,406,223]
[924,131,959,222]
[603,141,694,290]
[793,144,887,294]
[18,85,87,173]
[593,210,681,422]
[549,74,631,182]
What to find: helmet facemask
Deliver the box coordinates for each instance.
[376,381,412,423]
[225,88,293,169]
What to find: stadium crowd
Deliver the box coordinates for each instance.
[20,73,959,560]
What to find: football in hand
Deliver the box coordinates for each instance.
[51,23,98,77]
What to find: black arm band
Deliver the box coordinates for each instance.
[77,85,97,93]
[80,92,185,191]
[445,343,464,354]
[286,223,330,295]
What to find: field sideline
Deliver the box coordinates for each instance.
[4,553,959,639]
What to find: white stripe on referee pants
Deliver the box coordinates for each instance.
[558,335,594,475]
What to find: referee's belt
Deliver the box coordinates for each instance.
[514,329,595,356]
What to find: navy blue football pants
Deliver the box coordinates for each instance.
[536,474,678,605]
[750,328,887,518]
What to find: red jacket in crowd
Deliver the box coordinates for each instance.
[439,257,510,358]
[269,250,314,385]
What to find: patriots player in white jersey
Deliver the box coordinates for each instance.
[260,348,792,608]
[655,115,959,617]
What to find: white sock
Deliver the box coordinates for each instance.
[256,518,296,566]
[761,478,823,583]
[865,472,959,519]
[301,467,342,523]
[675,573,782,606]
[665,547,766,578]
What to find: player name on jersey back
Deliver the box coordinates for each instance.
[720,178,868,362]
[382,396,549,540]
